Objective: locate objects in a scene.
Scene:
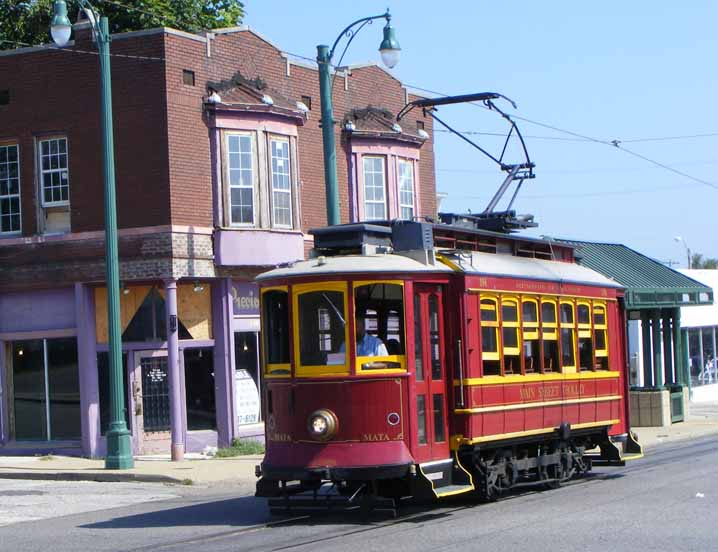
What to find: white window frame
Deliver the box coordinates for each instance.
[225,132,257,226]
[0,143,21,235]
[362,155,387,221]
[397,158,415,220]
[269,135,292,229]
[38,137,69,208]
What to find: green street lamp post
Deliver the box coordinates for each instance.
[51,0,133,469]
[316,11,401,226]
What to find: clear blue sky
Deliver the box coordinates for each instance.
[244,1,718,266]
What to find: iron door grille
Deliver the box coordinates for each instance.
[141,357,171,432]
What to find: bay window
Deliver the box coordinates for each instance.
[226,133,255,225]
[221,129,299,230]
[351,146,419,222]
[270,137,292,228]
[363,156,387,221]
[398,158,415,220]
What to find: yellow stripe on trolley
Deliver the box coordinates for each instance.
[453,371,620,386]
[452,419,621,448]
[454,394,622,414]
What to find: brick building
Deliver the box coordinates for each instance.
[0,22,436,457]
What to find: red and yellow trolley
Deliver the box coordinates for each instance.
[255,220,642,510]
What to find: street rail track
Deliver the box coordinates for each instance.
[128,437,716,551]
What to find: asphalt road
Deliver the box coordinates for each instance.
[1,437,717,552]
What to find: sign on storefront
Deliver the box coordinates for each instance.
[231,281,260,316]
[235,369,260,425]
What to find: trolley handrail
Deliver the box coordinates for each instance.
[456,339,465,407]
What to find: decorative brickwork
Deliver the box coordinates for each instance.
[0,27,436,288]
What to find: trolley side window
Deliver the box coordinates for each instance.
[293,282,349,376]
[353,282,406,374]
[541,299,559,372]
[560,301,576,372]
[577,302,594,371]
[480,297,501,376]
[522,298,540,373]
[502,297,521,374]
[593,302,609,370]
[262,288,290,376]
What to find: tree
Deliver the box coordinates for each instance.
[0,0,244,50]
[690,253,718,269]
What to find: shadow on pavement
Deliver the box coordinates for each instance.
[81,495,268,529]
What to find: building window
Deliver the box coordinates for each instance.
[363,156,387,221]
[222,129,299,230]
[301,95,312,110]
[39,137,69,206]
[270,137,292,228]
[12,337,80,441]
[398,159,415,220]
[352,148,420,223]
[226,133,255,225]
[182,69,195,86]
[0,144,20,234]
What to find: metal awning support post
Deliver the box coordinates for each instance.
[663,311,674,385]
[641,311,653,387]
[651,310,663,388]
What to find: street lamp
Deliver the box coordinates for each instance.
[674,236,692,269]
[51,0,133,469]
[317,10,401,226]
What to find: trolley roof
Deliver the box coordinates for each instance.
[257,249,622,290]
[256,253,453,281]
[445,250,623,289]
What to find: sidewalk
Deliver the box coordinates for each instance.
[0,453,263,486]
[632,400,718,449]
[0,402,716,487]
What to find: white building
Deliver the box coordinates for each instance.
[679,269,718,402]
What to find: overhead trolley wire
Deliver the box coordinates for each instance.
[405,83,718,191]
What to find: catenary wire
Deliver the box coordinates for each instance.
[405,83,718,190]
[0,38,165,61]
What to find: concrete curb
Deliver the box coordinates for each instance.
[0,471,184,484]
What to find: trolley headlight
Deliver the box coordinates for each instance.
[307,409,338,441]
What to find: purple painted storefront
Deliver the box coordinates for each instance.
[0,279,263,457]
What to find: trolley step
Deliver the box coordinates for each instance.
[418,454,475,499]
[434,484,475,498]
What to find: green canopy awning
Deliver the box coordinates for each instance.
[557,240,713,310]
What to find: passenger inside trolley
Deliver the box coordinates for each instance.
[354,315,388,356]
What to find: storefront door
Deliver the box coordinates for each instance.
[132,351,171,455]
